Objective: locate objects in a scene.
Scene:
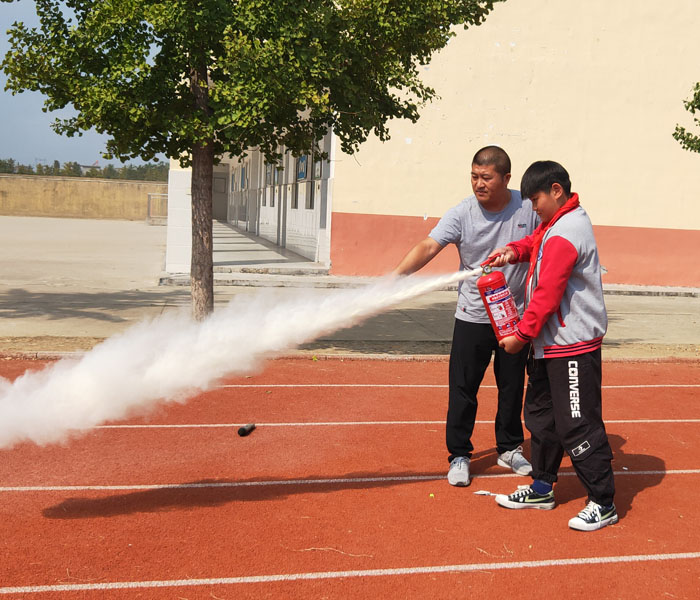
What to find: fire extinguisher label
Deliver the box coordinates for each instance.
[485,287,511,303]
[484,284,519,335]
[477,269,520,341]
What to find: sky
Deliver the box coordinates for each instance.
[0,3,163,167]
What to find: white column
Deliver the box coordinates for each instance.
[165,166,192,274]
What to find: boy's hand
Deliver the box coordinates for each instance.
[499,335,527,354]
[485,247,516,267]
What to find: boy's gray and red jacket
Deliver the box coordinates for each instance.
[506,195,607,359]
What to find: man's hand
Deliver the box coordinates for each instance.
[499,335,527,354]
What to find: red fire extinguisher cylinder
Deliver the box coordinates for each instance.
[477,263,520,341]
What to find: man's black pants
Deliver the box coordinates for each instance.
[525,348,615,506]
[447,319,528,462]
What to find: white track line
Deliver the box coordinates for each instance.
[1,552,699,594]
[220,383,700,389]
[95,418,700,429]
[1,469,698,493]
[222,384,452,388]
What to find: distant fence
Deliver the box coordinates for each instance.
[0,174,168,221]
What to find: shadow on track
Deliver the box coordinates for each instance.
[41,471,446,519]
[41,436,664,521]
[547,433,665,518]
[0,288,188,322]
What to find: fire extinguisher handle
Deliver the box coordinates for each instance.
[480,255,499,268]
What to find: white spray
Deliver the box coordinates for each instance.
[0,269,481,449]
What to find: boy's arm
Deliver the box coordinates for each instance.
[481,235,534,267]
[486,231,537,267]
[507,231,538,263]
[514,235,578,343]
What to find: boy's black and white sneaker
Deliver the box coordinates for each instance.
[495,485,555,510]
[568,501,618,531]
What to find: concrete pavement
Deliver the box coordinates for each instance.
[0,215,698,359]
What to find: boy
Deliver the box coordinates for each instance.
[487,160,617,531]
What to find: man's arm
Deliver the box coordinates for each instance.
[392,237,444,276]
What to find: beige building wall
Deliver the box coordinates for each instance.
[331,0,700,230]
[162,1,700,285]
[0,175,167,221]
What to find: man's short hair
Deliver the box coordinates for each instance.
[472,146,511,177]
[520,160,572,199]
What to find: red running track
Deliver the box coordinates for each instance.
[1,357,699,599]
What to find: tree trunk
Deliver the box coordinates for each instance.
[190,142,215,320]
[189,57,215,321]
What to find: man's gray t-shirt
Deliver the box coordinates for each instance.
[429,191,538,323]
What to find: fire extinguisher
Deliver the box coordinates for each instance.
[477,257,520,341]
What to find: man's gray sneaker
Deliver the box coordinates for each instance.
[447,456,470,486]
[568,501,618,531]
[497,445,533,476]
[495,485,555,510]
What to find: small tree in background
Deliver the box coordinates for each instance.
[61,161,82,177]
[16,163,34,175]
[84,166,102,178]
[0,159,16,174]
[674,82,700,153]
[102,164,119,179]
[2,0,504,319]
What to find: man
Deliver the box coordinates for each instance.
[393,146,538,486]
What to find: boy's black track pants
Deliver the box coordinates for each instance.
[525,348,615,506]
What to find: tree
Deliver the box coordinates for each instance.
[2,0,504,319]
[674,82,700,153]
[61,161,82,177]
[16,163,35,175]
[102,164,119,179]
[84,166,102,178]
[0,159,16,174]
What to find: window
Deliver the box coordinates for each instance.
[214,176,226,194]
[273,164,282,185]
[296,155,308,181]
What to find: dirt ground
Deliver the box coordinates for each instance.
[0,336,105,355]
[1,335,698,361]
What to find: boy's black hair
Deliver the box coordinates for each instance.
[520,160,572,199]
[472,145,511,177]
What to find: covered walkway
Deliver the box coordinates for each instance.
[212,221,327,275]
[159,221,350,287]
